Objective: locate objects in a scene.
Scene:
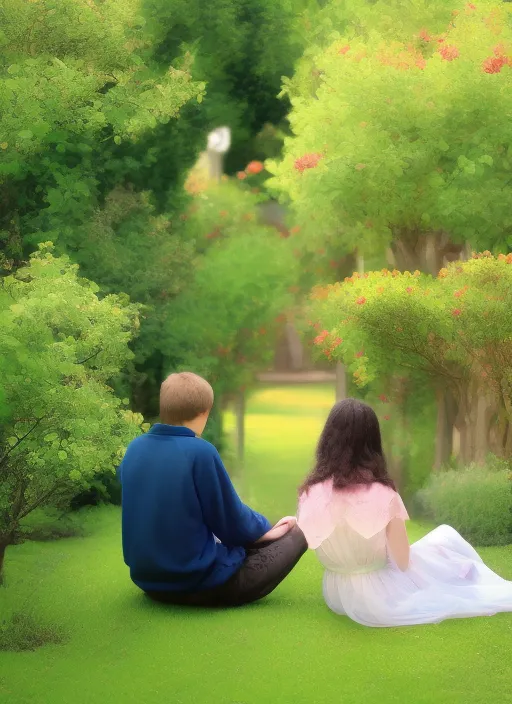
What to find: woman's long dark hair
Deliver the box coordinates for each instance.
[299,398,395,494]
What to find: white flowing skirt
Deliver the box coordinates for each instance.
[322,525,512,627]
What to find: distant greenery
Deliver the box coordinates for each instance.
[418,458,512,546]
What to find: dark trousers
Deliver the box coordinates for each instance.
[145,525,308,608]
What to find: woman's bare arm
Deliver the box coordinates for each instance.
[386,518,410,571]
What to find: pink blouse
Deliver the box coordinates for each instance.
[297,480,409,549]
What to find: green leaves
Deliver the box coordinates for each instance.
[268,1,512,255]
[164,181,298,396]
[0,246,144,541]
[309,256,512,418]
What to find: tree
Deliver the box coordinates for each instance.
[267,1,512,272]
[142,0,308,174]
[0,245,145,583]
[163,180,298,394]
[0,0,205,264]
[308,254,512,471]
[0,0,310,429]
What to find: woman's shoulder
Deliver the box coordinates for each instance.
[298,480,408,547]
[343,482,399,503]
[339,483,409,537]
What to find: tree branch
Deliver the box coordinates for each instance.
[77,348,102,365]
[0,416,47,468]
[17,483,65,522]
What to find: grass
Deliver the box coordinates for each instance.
[1,385,511,704]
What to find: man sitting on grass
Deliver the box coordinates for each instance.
[118,372,307,607]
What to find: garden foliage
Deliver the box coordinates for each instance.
[267,1,512,271]
[0,245,145,580]
[308,254,512,468]
[418,458,512,546]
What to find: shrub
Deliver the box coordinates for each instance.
[17,508,86,543]
[0,612,66,652]
[0,245,145,583]
[418,459,512,546]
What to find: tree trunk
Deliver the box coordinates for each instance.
[454,379,500,465]
[434,386,457,470]
[335,362,347,401]
[284,322,303,371]
[474,394,494,465]
[0,539,8,587]
[391,230,465,275]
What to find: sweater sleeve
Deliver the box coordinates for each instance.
[193,447,272,547]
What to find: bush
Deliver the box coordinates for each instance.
[0,612,66,652]
[17,509,86,542]
[0,245,145,583]
[418,459,512,546]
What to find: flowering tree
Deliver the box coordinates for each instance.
[267,1,512,273]
[0,246,145,583]
[308,254,512,472]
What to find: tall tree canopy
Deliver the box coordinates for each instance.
[267,1,512,273]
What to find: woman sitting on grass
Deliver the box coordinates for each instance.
[297,398,512,627]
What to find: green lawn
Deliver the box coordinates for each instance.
[1,385,512,704]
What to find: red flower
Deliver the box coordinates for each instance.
[379,394,389,403]
[383,415,391,421]
[439,45,459,61]
[323,349,331,357]
[419,29,432,42]
[237,171,247,180]
[356,297,367,305]
[466,3,476,9]
[294,152,323,173]
[406,287,414,294]
[314,330,330,345]
[454,290,462,298]
[246,160,264,175]
[259,328,267,335]
[339,44,350,55]
[355,350,364,359]
[482,56,507,74]
[332,337,343,348]
[452,308,462,317]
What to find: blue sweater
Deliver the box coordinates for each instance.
[118,424,271,592]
